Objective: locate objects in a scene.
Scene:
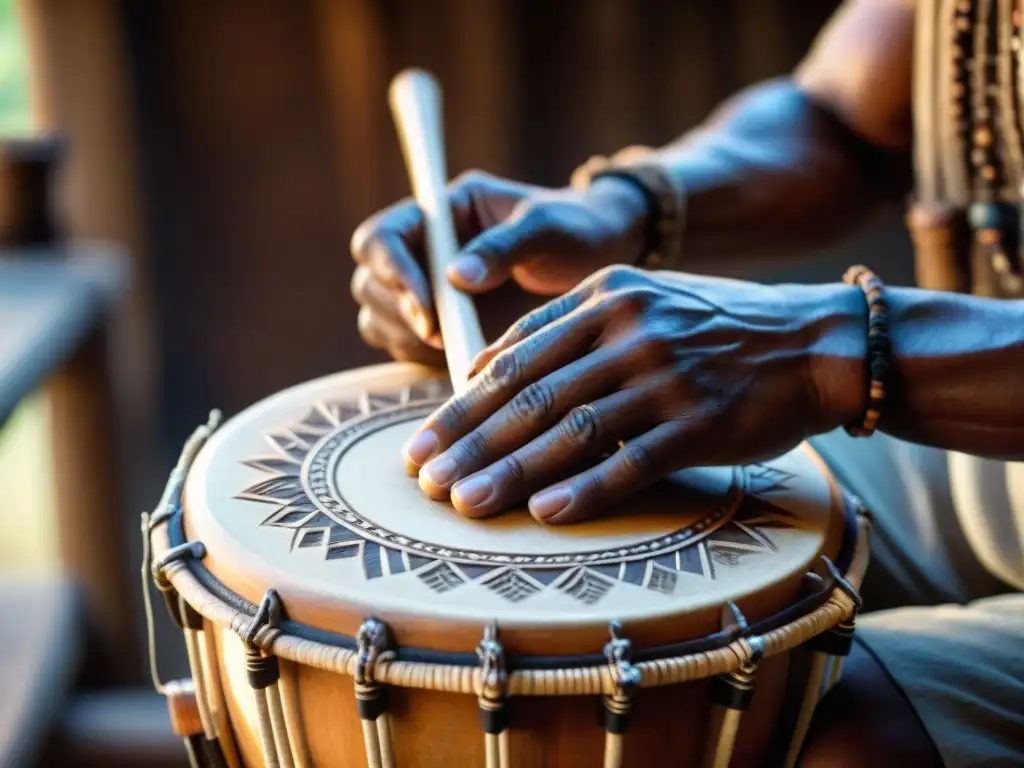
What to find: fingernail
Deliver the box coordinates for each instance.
[452,254,486,286]
[452,474,494,509]
[530,487,573,521]
[403,430,439,465]
[422,455,458,488]
[399,294,432,340]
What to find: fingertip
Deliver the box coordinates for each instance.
[417,469,452,501]
[402,429,439,467]
[446,254,488,291]
[528,487,574,523]
[349,219,373,262]
[398,293,435,341]
[450,474,496,518]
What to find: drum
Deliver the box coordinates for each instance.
[143,362,870,768]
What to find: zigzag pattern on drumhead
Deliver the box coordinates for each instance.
[236,384,796,606]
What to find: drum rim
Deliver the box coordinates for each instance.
[163,497,860,670]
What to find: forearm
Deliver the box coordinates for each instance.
[653,79,911,272]
[819,287,1024,459]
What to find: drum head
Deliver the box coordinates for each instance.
[182,363,849,655]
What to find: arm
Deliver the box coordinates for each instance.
[645,0,916,271]
[817,289,1024,460]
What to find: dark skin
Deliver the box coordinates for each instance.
[350,1,999,764]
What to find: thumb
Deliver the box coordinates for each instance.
[446,204,550,293]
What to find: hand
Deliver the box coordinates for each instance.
[350,171,650,363]
[401,265,868,524]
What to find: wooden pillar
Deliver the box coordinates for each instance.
[45,325,136,683]
[16,0,149,683]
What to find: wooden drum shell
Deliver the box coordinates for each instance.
[213,622,792,768]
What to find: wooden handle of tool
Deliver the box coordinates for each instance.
[389,68,486,393]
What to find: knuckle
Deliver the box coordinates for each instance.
[517,200,553,232]
[357,308,382,346]
[612,284,658,316]
[660,372,693,408]
[349,219,376,261]
[561,405,602,446]
[350,266,371,304]
[593,264,640,293]
[456,430,489,464]
[453,169,492,191]
[509,381,555,424]
[432,395,476,439]
[484,348,523,391]
[634,328,675,366]
[501,454,526,483]
[577,471,605,504]
[618,442,657,477]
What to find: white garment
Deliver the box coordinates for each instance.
[949,453,1024,592]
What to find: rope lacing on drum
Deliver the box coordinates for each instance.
[722,601,765,676]
[244,589,283,646]
[601,621,640,768]
[476,622,510,766]
[604,620,641,698]
[603,621,640,725]
[355,617,393,689]
[700,602,765,768]
[141,523,207,695]
[815,555,863,611]
[354,618,396,768]
[153,541,207,584]
[476,622,508,706]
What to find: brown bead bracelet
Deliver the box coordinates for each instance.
[842,265,890,438]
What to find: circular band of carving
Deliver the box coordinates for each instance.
[300,402,742,568]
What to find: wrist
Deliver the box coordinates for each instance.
[793,283,869,435]
[586,176,653,265]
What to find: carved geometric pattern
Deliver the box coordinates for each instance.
[559,567,614,605]
[482,569,542,603]
[418,562,466,594]
[236,384,796,606]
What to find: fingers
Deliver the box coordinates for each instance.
[356,306,444,365]
[446,202,557,293]
[469,291,591,377]
[352,266,443,349]
[421,342,640,505]
[530,420,690,525]
[351,201,437,338]
[449,385,661,518]
[402,302,608,480]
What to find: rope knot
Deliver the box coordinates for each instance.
[816,555,863,612]
[721,602,763,673]
[151,541,206,585]
[355,617,390,688]
[604,620,641,698]
[475,622,507,704]
[242,589,283,646]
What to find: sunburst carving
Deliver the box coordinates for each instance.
[235,383,795,605]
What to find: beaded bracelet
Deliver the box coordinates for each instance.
[842,265,890,438]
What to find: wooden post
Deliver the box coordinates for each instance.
[46,324,138,683]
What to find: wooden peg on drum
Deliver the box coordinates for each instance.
[142,68,874,768]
